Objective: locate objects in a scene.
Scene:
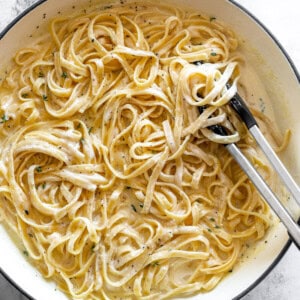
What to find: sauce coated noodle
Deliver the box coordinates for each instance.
[0,1,287,299]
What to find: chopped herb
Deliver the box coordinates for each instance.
[151,261,159,266]
[126,186,131,190]
[91,38,95,42]
[139,203,144,208]
[210,52,217,56]
[215,225,220,229]
[38,71,44,78]
[228,269,233,273]
[259,97,266,113]
[210,17,216,22]
[91,244,96,251]
[61,71,68,78]
[35,166,42,173]
[207,228,212,232]
[21,93,29,98]
[210,218,215,222]
[264,240,268,244]
[24,209,29,215]
[28,233,34,238]
[23,250,29,256]
[42,94,48,101]
[0,114,9,123]
[131,204,137,212]
[88,127,93,134]
[42,183,46,189]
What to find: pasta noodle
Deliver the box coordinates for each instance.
[0,1,286,299]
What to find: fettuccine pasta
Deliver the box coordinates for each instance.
[0,1,285,299]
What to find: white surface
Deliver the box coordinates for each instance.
[0,0,299,300]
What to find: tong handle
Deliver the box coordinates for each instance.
[227,143,300,250]
[230,92,300,207]
[250,125,300,207]
[197,103,300,249]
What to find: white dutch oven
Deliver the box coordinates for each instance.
[0,0,299,299]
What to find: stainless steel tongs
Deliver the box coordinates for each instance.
[199,91,300,249]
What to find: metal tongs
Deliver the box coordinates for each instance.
[199,91,300,249]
